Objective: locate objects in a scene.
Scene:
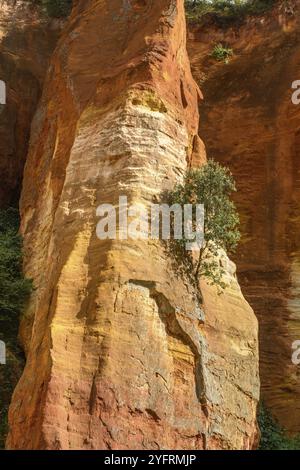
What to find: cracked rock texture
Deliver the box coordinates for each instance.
[7,0,259,449]
[188,1,300,433]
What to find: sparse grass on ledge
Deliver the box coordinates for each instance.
[211,43,233,62]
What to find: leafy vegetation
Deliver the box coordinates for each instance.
[211,43,233,62]
[185,0,277,24]
[0,209,32,321]
[37,0,73,18]
[0,208,32,448]
[167,160,240,292]
[258,403,300,450]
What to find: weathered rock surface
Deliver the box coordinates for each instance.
[188,1,300,432]
[0,0,61,207]
[7,0,259,449]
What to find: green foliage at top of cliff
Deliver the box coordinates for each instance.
[0,208,31,449]
[36,0,73,18]
[185,0,277,24]
[258,404,300,450]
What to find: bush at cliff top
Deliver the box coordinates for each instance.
[258,404,300,450]
[40,0,73,18]
[185,0,277,23]
[167,159,240,291]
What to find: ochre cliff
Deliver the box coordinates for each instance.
[0,0,61,207]
[6,0,259,449]
[188,1,300,433]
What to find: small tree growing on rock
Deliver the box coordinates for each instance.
[168,159,240,291]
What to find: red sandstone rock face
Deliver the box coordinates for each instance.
[7,0,259,449]
[188,3,300,433]
[0,0,61,207]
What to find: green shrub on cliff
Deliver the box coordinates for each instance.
[185,0,277,23]
[211,43,233,62]
[167,160,240,291]
[0,208,32,322]
[0,208,31,448]
[258,404,300,450]
[39,0,73,17]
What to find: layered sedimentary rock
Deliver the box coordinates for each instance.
[7,0,259,449]
[0,0,61,207]
[188,1,300,432]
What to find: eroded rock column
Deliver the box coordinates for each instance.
[7,0,259,450]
